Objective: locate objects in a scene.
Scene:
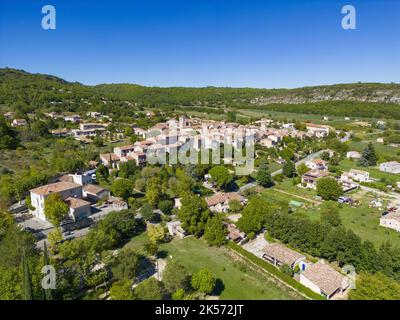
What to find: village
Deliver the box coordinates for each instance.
[5,107,400,301]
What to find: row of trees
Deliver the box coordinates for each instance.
[237,197,400,286]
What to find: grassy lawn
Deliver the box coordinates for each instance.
[156,237,303,300]
[308,200,400,248]
[348,141,400,160]
[259,178,400,248]
[337,158,400,182]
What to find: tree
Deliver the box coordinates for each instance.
[158,199,174,215]
[22,250,33,300]
[0,265,22,299]
[256,163,274,188]
[204,215,228,247]
[144,241,158,256]
[47,228,63,252]
[147,224,165,244]
[297,163,309,176]
[111,248,140,280]
[43,194,69,227]
[42,242,53,300]
[237,197,269,234]
[172,288,186,300]
[163,261,190,294]
[280,264,294,277]
[178,193,211,237]
[111,178,134,200]
[321,151,330,161]
[209,166,233,190]
[0,225,37,268]
[226,111,236,122]
[191,269,216,294]
[349,272,400,300]
[280,148,295,161]
[96,164,109,180]
[145,178,162,207]
[282,160,296,178]
[92,136,104,147]
[320,201,342,227]
[228,199,242,213]
[110,279,135,300]
[141,203,156,222]
[118,160,138,179]
[316,177,343,201]
[358,142,378,167]
[0,116,19,150]
[134,278,165,300]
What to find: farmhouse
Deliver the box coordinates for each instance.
[305,123,330,137]
[205,192,245,213]
[29,181,84,222]
[262,243,306,269]
[305,159,328,171]
[301,170,330,189]
[341,169,370,183]
[380,161,400,174]
[299,261,349,299]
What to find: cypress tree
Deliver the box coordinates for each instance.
[43,242,53,300]
[22,250,33,300]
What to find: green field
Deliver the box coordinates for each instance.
[337,158,400,182]
[126,234,303,300]
[160,237,303,300]
[310,203,400,248]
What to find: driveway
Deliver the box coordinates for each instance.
[242,233,268,258]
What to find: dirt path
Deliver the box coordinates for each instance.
[225,247,313,300]
[274,188,322,205]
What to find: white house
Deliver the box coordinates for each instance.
[341,169,370,183]
[11,119,27,127]
[64,197,92,222]
[305,123,330,138]
[346,151,361,160]
[299,261,350,300]
[380,161,400,174]
[380,212,400,232]
[29,182,85,222]
[305,159,328,171]
[64,115,81,123]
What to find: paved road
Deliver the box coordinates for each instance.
[360,185,400,202]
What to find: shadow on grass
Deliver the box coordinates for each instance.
[212,278,225,296]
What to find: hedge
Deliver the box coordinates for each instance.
[226,241,325,300]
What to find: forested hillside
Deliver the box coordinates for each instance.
[1,68,400,119]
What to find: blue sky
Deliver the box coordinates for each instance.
[0,0,399,88]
